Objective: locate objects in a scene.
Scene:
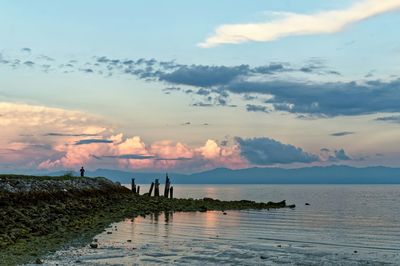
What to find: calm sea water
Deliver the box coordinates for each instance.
[43,185,400,265]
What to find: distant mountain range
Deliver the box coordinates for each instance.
[46,165,400,184]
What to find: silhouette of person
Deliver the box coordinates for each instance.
[80,166,85,177]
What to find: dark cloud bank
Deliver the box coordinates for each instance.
[3,50,400,119]
[235,137,319,165]
[74,139,113,145]
[81,57,400,118]
[330,131,355,137]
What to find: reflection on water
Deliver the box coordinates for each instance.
[44,185,400,265]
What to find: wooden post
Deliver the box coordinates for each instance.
[154,179,160,197]
[164,173,170,197]
[131,178,136,193]
[169,186,173,199]
[149,182,154,196]
[137,185,140,195]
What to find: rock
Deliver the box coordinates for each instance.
[267,200,285,207]
[203,197,214,201]
[127,239,132,242]
[93,238,98,242]
[35,258,44,264]
[223,212,227,215]
[199,206,208,212]
[90,243,98,249]
[260,255,268,260]
[354,250,358,253]
[277,244,282,248]
[305,203,310,206]
[107,231,112,234]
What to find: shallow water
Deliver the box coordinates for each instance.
[44,185,400,265]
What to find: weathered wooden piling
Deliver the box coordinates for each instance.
[169,186,173,199]
[154,179,160,197]
[149,182,154,196]
[131,178,136,193]
[164,174,170,198]
[137,186,140,195]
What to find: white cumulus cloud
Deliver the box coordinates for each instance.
[199,0,400,48]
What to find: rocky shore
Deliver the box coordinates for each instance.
[0,175,294,265]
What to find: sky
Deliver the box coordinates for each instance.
[1,0,400,173]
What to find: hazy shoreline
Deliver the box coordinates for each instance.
[0,175,293,265]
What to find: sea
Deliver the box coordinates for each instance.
[41,185,400,265]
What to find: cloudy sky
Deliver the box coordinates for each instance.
[1,0,400,173]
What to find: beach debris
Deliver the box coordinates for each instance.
[148,182,154,196]
[131,178,136,193]
[305,203,310,206]
[127,239,132,242]
[154,179,160,197]
[164,174,171,197]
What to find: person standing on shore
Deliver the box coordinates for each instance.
[80,166,85,177]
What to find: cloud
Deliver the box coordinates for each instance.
[224,79,400,116]
[159,65,250,87]
[246,104,269,113]
[320,147,353,162]
[0,102,108,169]
[235,137,319,165]
[375,115,400,123]
[21,47,31,53]
[35,131,245,173]
[84,56,398,116]
[101,154,155,160]
[3,51,396,117]
[0,102,363,171]
[24,61,35,67]
[99,154,192,161]
[329,149,351,161]
[330,131,355,137]
[199,0,400,47]
[162,87,181,94]
[74,139,113,145]
[45,132,99,137]
[80,68,94,73]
